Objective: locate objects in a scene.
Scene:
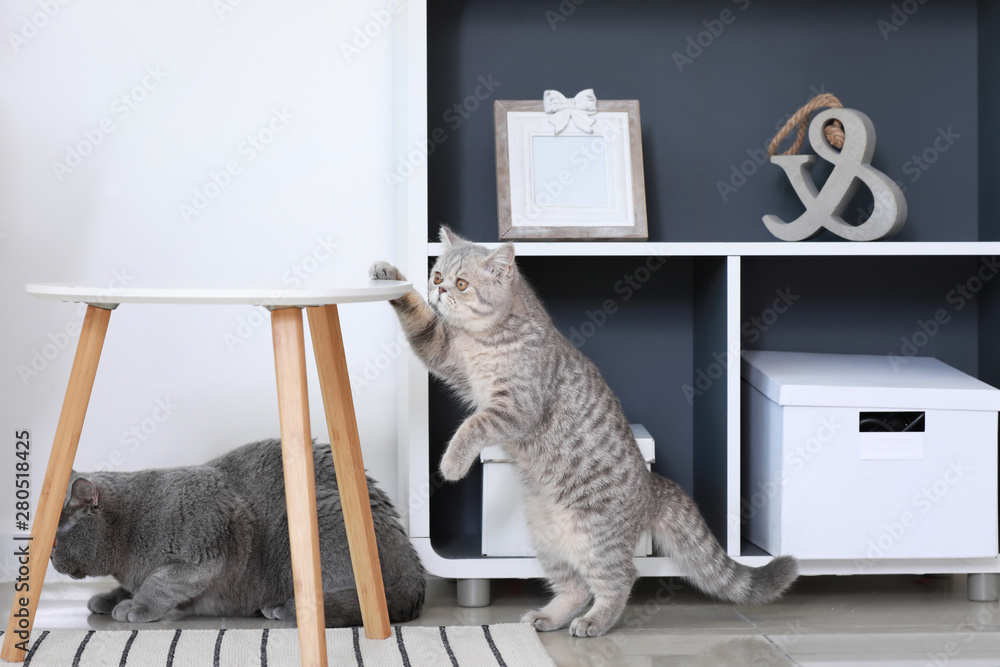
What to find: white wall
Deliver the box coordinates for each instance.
[0,0,409,581]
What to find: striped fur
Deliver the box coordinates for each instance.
[371,228,797,637]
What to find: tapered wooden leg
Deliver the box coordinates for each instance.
[270,307,327,667]
[306,305,391,640]
[2,305,111,663]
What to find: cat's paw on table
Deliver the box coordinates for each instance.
[369,261,405,282]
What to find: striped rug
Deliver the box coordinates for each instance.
[0,624,555,667]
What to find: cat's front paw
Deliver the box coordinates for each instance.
[439,449,474,481]
[112,599,164,623]
[88,589,128,615]
[369,261,405,282]
[521,609,566,632]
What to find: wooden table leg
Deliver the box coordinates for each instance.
[1,305,112,663]
[306,305,391,640]
[270,307,327,667]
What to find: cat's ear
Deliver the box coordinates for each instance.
[67,478,99,511]
[484,243,515,281]
[439,226,462,249]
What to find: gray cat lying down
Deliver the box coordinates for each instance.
[51,439,426,626]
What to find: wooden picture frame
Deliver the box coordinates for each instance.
[494,99,647,241]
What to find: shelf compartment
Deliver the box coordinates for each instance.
[739,255,1000,563]
[425,255,732,560]
[740,256,998,377]
[427,0,980,243]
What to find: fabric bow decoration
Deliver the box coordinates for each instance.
[543,88,597,134]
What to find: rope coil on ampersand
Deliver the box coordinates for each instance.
[767,93,846,156]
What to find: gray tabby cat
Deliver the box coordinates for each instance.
[370,228,797,637]
[51,439,425,626]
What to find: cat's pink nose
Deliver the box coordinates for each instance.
[438,286,446,293]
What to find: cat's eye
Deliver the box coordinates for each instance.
[456,279,468,291]
[433,273,443,285]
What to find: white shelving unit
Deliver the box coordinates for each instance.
[399,243,1000,581]
[391,1,1000,595]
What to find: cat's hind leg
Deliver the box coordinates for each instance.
[521,564,591,632]
[261,590,364,628]
[87,586,131,615]
[568,563,637,638]
[322,589,364,627]
[260,603,291,621]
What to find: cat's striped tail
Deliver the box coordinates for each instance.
[649,473,798,604]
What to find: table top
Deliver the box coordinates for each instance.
[26,281,413,307]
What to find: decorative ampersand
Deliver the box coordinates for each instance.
[763,108,907,242]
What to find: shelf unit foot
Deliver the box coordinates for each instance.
[457,579,491,608]
[967,573,1000,602]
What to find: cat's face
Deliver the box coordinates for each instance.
[428,229,516,332]
[51,476,110,579]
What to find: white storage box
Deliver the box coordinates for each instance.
[742,350,1000,561]
[482,424,655,557]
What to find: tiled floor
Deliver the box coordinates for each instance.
[3,574,1000,666]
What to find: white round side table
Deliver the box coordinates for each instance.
[2,282,411,667]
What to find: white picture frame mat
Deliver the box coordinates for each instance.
[507,112,634,228]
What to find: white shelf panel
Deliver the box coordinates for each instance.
[794,559,1000,576]
[725,256,741,556]
[428,241,1000,257]
[412,538,687,579]
[412,539,1000,578]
